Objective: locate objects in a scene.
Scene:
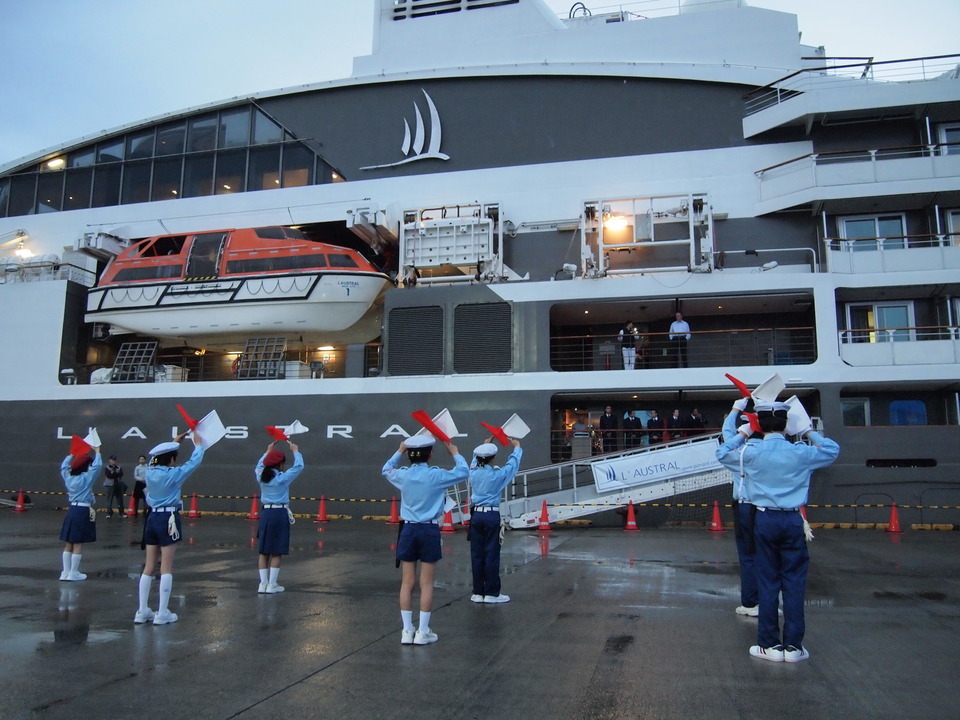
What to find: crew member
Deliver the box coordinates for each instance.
[58,440,102,581]
[255,440,304,594]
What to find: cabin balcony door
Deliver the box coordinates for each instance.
[185,232,227,278]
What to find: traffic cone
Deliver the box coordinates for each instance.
[440,510,456,533]
[537,500,552,532]
[314,496,329,523]
[13,488,27,513]
[126,493,137,517]
[247,493,260,521]
[623,500,640,532]
[885,502,904,534]
[387,496,401,524]
[461,500,471,527]
[186,492,200,519]
[707,500,726,532]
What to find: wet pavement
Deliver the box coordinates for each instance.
[1,509,958,720]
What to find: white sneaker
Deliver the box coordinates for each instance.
[470,594,485,603]
[153,610,179,625]
[64,571,87,582]
[265,584,285,594]
[414,628,438,645]
[59,571,69,581]
[258,583,267,594]
[783,645,810,663]
[401,628,415,645]
[134,608,155,624]
[735,605,759,617]
[749,645,784,662]
[484,594,510,604]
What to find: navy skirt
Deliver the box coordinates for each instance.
[257,507,291,555]
[59,505,96,544]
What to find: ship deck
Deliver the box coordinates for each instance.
[2,511,958,720]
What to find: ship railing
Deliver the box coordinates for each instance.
[838,324,960,366]
[824,232,960,274]
[744,54,960,116]
[549,426,717,463]
[1,260,96,287]
[550,327,815,372]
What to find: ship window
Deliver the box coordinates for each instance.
[284,227,305,239]
[121,160,152,204]
[328,254,359,268]
[253,110,283,145]
[68,148,95,168]
[254,227,287,239]
[845,302,914,343]
[96,139,124,164]
[838,214,906,251]
[387,306,444,375]
[890,400,927,425]
[937,122,960,155]
[841,398,870,426]
[156,121,186,156]
[185,232,227,277]
[8,175,36,216]
[0,179,8,217]
[113,264,184,281]
[249,145,281,191]
[36,171,64,213]
[64,168,93,210]
[454,302,512,373]
[215,149,246,194]
[127,130,155,160]
[183,153,214,197]
[152,156,182,200]
[281,143,314,187]
[188,115,217,152]
[219,107,251,149]
[141,235,187,257]
[225,254,328,274]
[91,165,122,207]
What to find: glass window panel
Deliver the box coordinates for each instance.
[0,179,9,217]
[36,171,64,212]
[63,168,93,210]
[253,110,283,145]
[68,148,95,168]
[281,144,313,188]
[215,149,246,194]
[40,156,67,172]
[841,399,869,426]
[156,122,186,156]
[188,115,217,152]
[841,218,875,239]
[96,139,124,164]
[248,145,281,191]
[219,107,251,149]
[938,123,960,155]
[127,130,155,159]
[91,164,122,207]
[183,153,214,198]
[152,156,182,201]
[9,175,36,216]
[121,161,151,205]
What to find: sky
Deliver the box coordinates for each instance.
[1,0,957,167]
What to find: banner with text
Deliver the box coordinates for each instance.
[591,440,722,493]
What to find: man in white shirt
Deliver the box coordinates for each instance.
[668,312,691,368]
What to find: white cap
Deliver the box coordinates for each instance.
[473,443,499,458]
[149,441,180,456]
[405,435,435,449]
[755,401,790,416]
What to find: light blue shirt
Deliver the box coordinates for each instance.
[716,417,839,509]
[382,451,468,522]
[469,447,522,506]
[145,444,205,509]
[720,410,759,502]
[60,454,102,505]
[669,319,691,340]
[256,451,304,504]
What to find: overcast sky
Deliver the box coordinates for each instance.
[1,0,956,167]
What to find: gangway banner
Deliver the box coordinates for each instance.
[591,441,722,493]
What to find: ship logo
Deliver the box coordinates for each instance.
[360,89,450,170]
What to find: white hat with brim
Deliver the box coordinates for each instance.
[474,443,499,458]
[405,435,435,449]
[755,401,790,416]
[149,441,180,456]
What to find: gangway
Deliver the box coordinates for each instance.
[485,435,730,529]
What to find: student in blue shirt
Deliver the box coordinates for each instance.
[255,440,304,594]
[58,442,103,581]
[382,435,468,645]
[468,438,522,604]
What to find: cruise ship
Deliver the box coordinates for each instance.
[1,0,958,522]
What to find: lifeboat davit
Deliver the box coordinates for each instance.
[84,226,391,347]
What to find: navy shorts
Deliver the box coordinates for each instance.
[396,522,442,563]
[143,509,182,547]
[257,507,291,555]
[59,505,96,544]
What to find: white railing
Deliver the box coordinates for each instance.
[838,325,960,366]
[824,234,960,274]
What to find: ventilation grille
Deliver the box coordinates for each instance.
[454,302,512,373]
[392,0,519,21]
[387,307,444,376]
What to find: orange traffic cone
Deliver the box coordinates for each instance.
[440,510,456,533]
[247,493,260,521]
[707,500,726,532]
[186,492,200,519]
[387,496,401,524]
[461,500,471,527]
[885,501,904,534]
[314,496,329,523]
[126,493,137,517]
[537,500,552,532]
[623,500,640,532]
[13,488,27,513]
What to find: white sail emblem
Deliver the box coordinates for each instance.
[360,89,450,170]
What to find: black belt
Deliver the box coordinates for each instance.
[755,506,800,512]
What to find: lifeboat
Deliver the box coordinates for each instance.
[84,226,392,347]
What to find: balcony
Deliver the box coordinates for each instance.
[824,233,960,274]
[839,325,960,366]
